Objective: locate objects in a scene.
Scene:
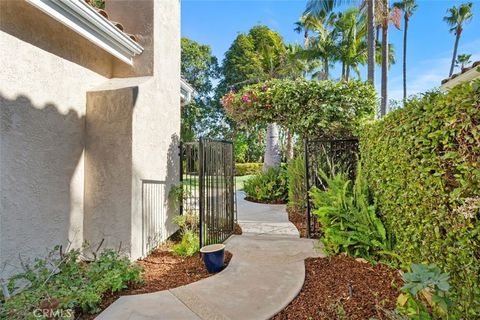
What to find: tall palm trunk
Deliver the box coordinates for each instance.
[402,14,408,104]
[263,123,281,171]
[380,20,388,116]
[286,129,294,161]
[367,0,376,84]
[449,28,461,77]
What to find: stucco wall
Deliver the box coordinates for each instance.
[84,0,181,259]
[1,0,180,277]
[0,0,112,278]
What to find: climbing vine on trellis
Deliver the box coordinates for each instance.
[222,79,377,138]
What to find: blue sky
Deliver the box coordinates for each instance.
[181,0,480,101]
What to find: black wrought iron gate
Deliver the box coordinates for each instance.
[304,138,359,238]
[180,139,236,248]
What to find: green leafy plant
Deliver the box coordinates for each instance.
[360,80,480,316]
[168,183,192,211]
[235,163,263,176]
[1,246,142,319]
[243,167,288,203]
[287,156,306,213]
[172,214,199,257]
[310,163,392,260]
[222,79,376,138]
[397,264,451,319]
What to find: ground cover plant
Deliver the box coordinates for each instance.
[0,247,142,319]
[243,167,288,203]
[360,80,480,317]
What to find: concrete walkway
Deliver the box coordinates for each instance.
[97,193,323,320]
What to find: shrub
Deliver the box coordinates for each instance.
[172,214,199,256]
[243,167,288,203]
[360,80,480,317]
[309,163,391,260]
[287,156,306,213]
[1,247,143,319]
[235,162,262,176]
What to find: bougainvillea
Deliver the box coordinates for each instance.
[222,79,377,138]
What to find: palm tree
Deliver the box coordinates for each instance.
[455,53,472,70]
[379,1,401,116]
[444,3,473,77]
[304,0,376,83]
[334,8,367,80]
[367,0,375,84]
[309,15,338,80]
[394,0,417,104]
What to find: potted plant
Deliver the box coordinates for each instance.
[200,244,225,273]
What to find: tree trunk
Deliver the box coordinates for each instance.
[341,62,346,81]
[449,29,461,77]
[403,15,408,104]
[324,57,329,80]
[380,20,388,116]
[263,123,281,171]
[346,65,350,81]
[286,129,294,161]
[367,0,375,84]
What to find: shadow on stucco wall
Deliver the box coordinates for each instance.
[0,0,113,78]
[0,93,84,279]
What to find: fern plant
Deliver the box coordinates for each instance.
[310,163,392,259]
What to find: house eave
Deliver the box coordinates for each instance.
[27,0,144,65]
[441,66,480,91]
[181,78,195,105]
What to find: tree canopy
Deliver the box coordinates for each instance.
[180,37,220,141]
[222,79,377,138]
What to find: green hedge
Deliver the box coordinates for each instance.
[235,163,262,176]
[360,80,480,317]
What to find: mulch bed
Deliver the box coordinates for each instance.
[81,246,232,319]
[234,222,243,235]
[287,208,320,239]
[244,196,286,205]
[272,255,402,320]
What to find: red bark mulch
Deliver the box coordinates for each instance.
[81,246,232,319]
[272,255,402,320]
[244,196,286,205]
[287,208,321,239]
[234,223,243,235]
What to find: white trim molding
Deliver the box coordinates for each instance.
[180,78,195,106]
[27,0,144,65]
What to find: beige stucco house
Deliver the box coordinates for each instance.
[0,0,188,279]
[440,60,480,90]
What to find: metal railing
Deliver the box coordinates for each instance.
[142,180,167,256]
[304,138,360,238]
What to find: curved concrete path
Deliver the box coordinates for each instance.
[97,193,324,320]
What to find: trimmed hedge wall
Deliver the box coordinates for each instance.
[360,81,480,317]
[235,163,262,176]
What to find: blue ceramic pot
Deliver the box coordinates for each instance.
[200,244,225,273]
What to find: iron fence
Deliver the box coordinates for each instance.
[180,139,236,248]
[304,138,359,238]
